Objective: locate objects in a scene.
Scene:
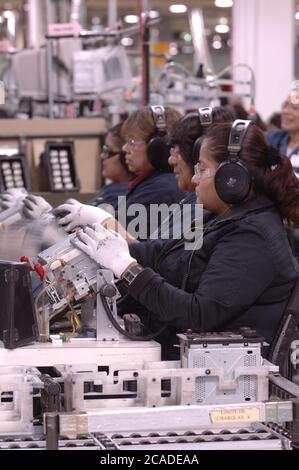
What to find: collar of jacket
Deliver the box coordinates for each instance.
[127,170,156,192]
[204,195,275,228]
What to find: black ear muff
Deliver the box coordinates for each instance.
[147,105,171,172]
[214,119,253,205]
[214,161,251,204]
[119,150,129,171]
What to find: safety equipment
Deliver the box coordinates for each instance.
[53,199,113,233]
[147,105,171,172]
[71,224,137,279]
[0,187,28,211]
[192,107,214,167]
[23,195,53,220]
[214,119,253,205]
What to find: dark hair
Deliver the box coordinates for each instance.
[107,122,132,175]
[230,102,267,132]
[169,106,235,169]
[108,122,126,150]
[204,123,299,225]
[268,112,282,130]
[121,107,182,142]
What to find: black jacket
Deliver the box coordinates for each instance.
[125,196,299,359]
[115,171,186,240]
[150,192,198,239]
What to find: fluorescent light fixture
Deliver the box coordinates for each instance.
[124,15,139,24]
[169,4,187,14]
[212,39,222,50]
[215,24,230,34]
[296,11,299,20]
[149,10,160,19]
[215,0,233,7]
[121,37,134,47]
[3,10,14,19]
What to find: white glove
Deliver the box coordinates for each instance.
[71,223,137,278]
[22,195,53,220]
[53,199,113,233]
[0,188,28,211]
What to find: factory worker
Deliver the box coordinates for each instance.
[54,106,186,240]
[72,121,299,360]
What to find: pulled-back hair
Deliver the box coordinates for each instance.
[108,122,126,150]
[122,107,182,142]
[204,123,299,225]
[169,106,235,169]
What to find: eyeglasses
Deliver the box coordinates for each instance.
[101,145,120,159]
[125,138,146,149]
[194,163,216,180]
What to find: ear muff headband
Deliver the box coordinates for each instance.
[192,107,214,167]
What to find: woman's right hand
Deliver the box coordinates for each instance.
[0,187,28,211]
[53,199,113,233]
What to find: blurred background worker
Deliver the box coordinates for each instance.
[267,92,299,178]
[88,122,134,211]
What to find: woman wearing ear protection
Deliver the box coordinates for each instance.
[115,105,186,238]
[72,120,299,360]
[153,106,235,239]
[88,122,134,210]
[54,106,185,240]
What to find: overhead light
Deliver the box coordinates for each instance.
[169,4,187,14]
[215,0,233,7]
[149,10,160,19]
[295,11,299,20]
[212,39,222,50]
[124,15,139,24]
[121,37,134,47]
[215,24,230,34]
[182,32,192,42]
[3,10,14,19]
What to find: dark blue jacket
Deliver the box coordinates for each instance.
[124,196,299,360]
[88,183,128,210]
[267,129,299,177]
[115,171,186,240]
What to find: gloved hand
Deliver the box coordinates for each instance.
[0,187,28,211]
[53,199,113,233]
[71,224,137,278]
[22,195,53,220]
